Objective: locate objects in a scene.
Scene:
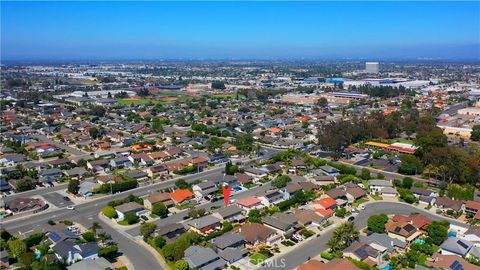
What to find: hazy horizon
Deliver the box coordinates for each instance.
[2,1,480,61]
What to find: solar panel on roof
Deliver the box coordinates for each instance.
[394,227,401,233]
[47,232,61,242]
[457,240,469,250]
[404,224,416,232]
[450,260,464,270]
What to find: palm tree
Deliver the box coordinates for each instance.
[89,222,102,236]
[328,222,359,252]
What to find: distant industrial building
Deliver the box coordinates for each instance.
[365,62,380,74]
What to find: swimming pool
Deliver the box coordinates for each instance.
[448,231,457,238]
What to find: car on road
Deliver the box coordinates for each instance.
[63,196,71,201]
[348,216,355,222]
[359,205,366,210]
[66,206,75,210]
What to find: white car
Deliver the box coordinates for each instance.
[359,205,366,210]
[67,206,75,210]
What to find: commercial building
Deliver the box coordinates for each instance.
[366,62,379,73]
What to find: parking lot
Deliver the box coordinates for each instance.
[42,192,74,208]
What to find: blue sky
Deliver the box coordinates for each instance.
[1,1,480,60]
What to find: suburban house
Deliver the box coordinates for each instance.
[39,168,64,184]
[297,259,360,270]
[440,238,473,257]
[86,159,109,173]
[283,182,302,199]
[368,180,393,194]
[262,212,299,235]
[168,189,195,205]
[236,196,264,211]
[185,215,222,235]
[154,223,186,243]
[318,165,340,176]
[259,190,285,207]
[463,227,480,245]
[293,209,325,227]
[343,241,387,267]
[235,173,253,186]
[427,253,479,270]
[411,187,436,198]
[211,232,245,251]
[244,167,268,181]
[239,223,282,247]
[144,192,175,209]
[114,202,144,221]
[124,170,148,181]
[212,205,245,223]
[192,180,218,198]
[66,257,113,270]
[109,157,133,169]
[146,165,168,178]
[385,220,422,243]
[312,175,337,186]
[52,241,100,265]
[183,245,227,270]
[465,201,480,217]
[64,167,88,180]
[363,233,408,253]
[128,153,154,167]
[44,224,80,245]
[435,197,464,213]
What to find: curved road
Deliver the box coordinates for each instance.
[262,201,468,270]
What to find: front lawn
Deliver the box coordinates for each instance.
[176,202,197,210]
[352,197,369,207]
[370,194,383,201]
[249,253,267,265]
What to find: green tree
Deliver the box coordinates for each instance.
[123,212,139,224]
[272,175,291,188]
[471,125,480,141]
[402,177,414,189]
[151,118,164,133]
[360,168,371,180]
[102,206,118,219]
[140,223,157,241]
[82,231,96,242]
[398,155,423,175]
[153,235,166,248]
[8,239,27,259]
[367,214,389,233]
[335,207,347,218]
[175,179,188,189]
[152,203,168,218]
[67,179,80,194]
[248,209,262,223]
[427,221,449,245]
[327,222,359,252]
[174,259,190,270]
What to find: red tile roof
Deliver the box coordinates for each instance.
[169,189,194,204]
[315,197,337,209]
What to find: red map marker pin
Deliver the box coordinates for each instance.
[222,185,232,207]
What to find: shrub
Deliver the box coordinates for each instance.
[102,206,118,219]
[153,236,166,249]
[98,245,118,259]
[123,212,139,225]
[82,231,96,242]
